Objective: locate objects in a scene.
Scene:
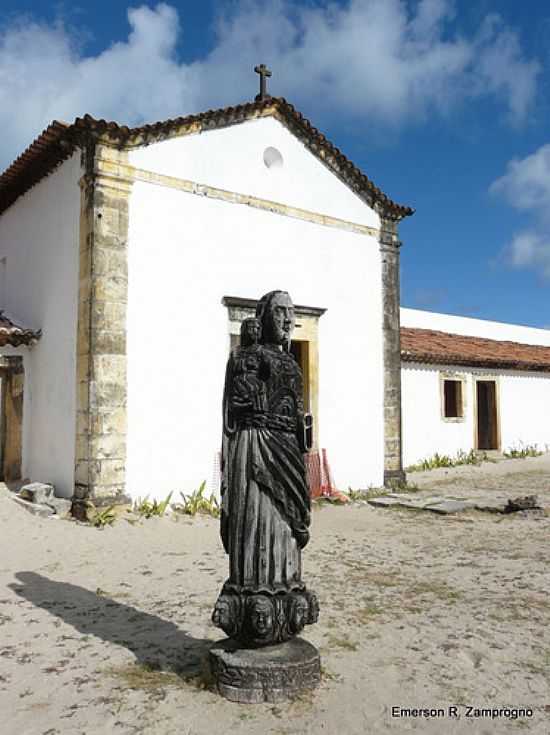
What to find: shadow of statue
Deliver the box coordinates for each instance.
[9,571,213,680]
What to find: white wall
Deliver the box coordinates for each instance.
[126,153,384,500]
[129,116,380,230]
[0,153,82,496]
[499,370,550,451]
[401,308,550,466]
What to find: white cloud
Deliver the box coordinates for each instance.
[0,1,540,170]
[491,145,550,280]
[491,145,550,212]
[504,231,550,280]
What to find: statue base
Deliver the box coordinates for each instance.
[209,637,321,703]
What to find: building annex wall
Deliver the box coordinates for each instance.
[125,179,385,501]
[402,364,550,466]
[401,309,550,466]
[0,153,82,496]
[498,370,550,451]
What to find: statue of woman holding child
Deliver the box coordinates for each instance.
[212,290,319,646]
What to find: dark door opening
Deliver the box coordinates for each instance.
[0,359,24,483]
[476,380,498,450]
[290,340,310,412]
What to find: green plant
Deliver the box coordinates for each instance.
[89,504,117,528]
[406,449,489,472]
[133,492,173,519]
[503,442,543,459]
[173,481,220,518]
[346,487,366,502]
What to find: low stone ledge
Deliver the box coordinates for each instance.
[424,500,475,515]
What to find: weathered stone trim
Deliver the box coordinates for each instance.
[222,295,326,318]
[379,217,405,487]
[95,154,381,239]
[75,144,131,504]
[439,371,467,423]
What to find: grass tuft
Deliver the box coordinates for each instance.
[503,442,543,459]
[133,493,173,519]
[88,504,117,528]
[406,449,490,472]
[172,481,220,518]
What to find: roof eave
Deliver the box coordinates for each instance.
[1,97,414,219]
[401,352,550,374]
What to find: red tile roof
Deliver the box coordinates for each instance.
[401,327,550,373]
[0,312,42,347]
[0,121,72,216]
[0,98,414,219]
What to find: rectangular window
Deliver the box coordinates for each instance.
[443,379,463,418]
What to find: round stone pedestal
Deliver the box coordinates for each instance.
[209,637,321,703]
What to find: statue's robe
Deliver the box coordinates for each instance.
[221,344,310,595]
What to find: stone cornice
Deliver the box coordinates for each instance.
[222,296,327,318]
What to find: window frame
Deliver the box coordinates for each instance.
[439,372,467,423]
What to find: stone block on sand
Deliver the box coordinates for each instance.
[367,497,402,507]
[425,500,473,515]
[12,495,54,518]
[19,482,54,505]
[45,498,73,517]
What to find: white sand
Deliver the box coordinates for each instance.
[1,455,549,734]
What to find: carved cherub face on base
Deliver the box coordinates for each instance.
[212,596,231,628]
[305,590,320,624]
[247,595,274,641]
[212,595,240,638]
[287,594,308,634]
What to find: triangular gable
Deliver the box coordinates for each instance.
[0,98,414,221]
[128,114,385,228]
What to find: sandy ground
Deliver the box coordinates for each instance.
[1,455,549,735]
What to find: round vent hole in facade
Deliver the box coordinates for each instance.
[263,147,284,170]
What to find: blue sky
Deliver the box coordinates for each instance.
[1,1,549,328]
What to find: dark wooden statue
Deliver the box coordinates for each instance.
[212,291,319,646]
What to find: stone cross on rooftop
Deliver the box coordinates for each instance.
[254,64,272,101]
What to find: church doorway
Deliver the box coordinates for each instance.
[475,379,499,451]
[290,340,310,412]
[0,357,24,483]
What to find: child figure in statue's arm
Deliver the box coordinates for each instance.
[231,318,268,413]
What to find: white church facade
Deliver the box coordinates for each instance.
[1,94,549,507]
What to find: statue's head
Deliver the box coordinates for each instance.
[246,595,274,640]
[256,291,295,348]
[240,317,261,348]
[287,593,308,634]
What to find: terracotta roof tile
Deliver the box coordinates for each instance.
[0,121,72,215]
[401,327,550,373]
[0,311,42,347]
[1,98,414,219]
